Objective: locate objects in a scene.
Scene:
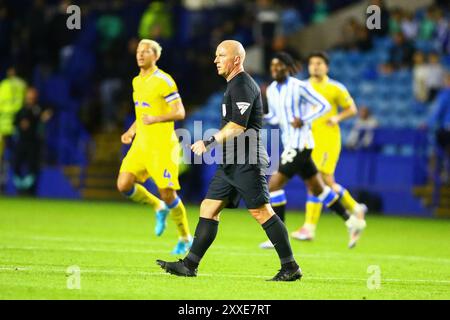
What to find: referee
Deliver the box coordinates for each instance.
[157,40,302,281]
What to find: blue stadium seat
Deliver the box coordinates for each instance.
[358,81,376,96]
[374,50,390,63]
[329,50,346,64]
[389,116,409,128]
[399,145,415,156]
[388,98,409,114]
[373,37,392,50]
[381,145,398,155]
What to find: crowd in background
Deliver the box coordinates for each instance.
[0,0,449,193]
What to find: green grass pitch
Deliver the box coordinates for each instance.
[0,197,449,300]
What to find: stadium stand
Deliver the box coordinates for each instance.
[0,0,449,216]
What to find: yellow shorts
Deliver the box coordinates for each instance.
[311,137,341,176]
[119,143,180,190]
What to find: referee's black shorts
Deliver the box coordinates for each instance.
[205,164,270,209]
[278,148,318,180]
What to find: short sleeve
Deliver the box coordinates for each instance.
[336,84,354,109]
[158,73,181,105]
[230,84,255,128]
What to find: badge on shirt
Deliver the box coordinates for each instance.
[236,102,250,115]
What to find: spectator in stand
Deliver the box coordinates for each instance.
[388,8,403,36]
[311,0,329,24]
[138,1,173,41]
[12,87,52,196]
[0,66,27,154]
[383,32,414,72]
[418,6,437,41]
[401,11,419,41]
[346,106,378,150]
[434,7,449,54]
[426,52,446,102]
[413,51,429,102]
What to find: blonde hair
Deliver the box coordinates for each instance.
[138,39,162,60]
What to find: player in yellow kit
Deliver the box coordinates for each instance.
[116,39,192,254]
[292,52,366,245]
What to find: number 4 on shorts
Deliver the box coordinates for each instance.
[163,169,172,179]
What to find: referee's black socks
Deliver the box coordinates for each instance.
[262,214,298,271]
[184,217,219,271]
[272,205,286,222]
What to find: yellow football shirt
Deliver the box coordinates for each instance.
[308,76,354,145]
[132,68,181,152]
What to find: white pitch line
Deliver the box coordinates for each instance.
[1,241,450,265]
[0,265,449,285]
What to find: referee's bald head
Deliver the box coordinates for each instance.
[220,40,246,62]
[214,40,246,80]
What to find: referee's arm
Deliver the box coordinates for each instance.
[191,85,252,155]
[191,121,246,156]
[213,121,246,144]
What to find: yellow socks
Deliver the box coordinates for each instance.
[125,184,163,211]
[167,197,191,241]
[304,195,323,231]
[336,184,359,214]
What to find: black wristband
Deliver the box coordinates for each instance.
[203,135,217,149]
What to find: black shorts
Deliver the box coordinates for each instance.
[205,164,270,209]
[278,148,318,180]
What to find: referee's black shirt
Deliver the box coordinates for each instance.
[220,72,269,168]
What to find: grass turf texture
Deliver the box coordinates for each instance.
[0,197,449,300]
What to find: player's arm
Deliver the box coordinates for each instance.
[141,99,185,125]
[327,86,357,126]
[121,121,136,145]
[292,83,331,128]
[191,84,253,155]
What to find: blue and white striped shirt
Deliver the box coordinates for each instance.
[265,76,331,150]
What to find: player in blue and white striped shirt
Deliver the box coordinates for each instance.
[260,52,365,249]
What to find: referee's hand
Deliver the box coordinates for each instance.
[191,140,207,156]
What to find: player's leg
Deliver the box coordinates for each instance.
[298,147,327,238]
[292,150,353,240]
[300,173,366,247]
[259,172,289,249]
[322,173,366,219]
[304,173,350,221]
[157,199,226,277]
[159,187,192,255]
[322,173,367,247]
[117,172,165,210]
[291,186,323,241]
